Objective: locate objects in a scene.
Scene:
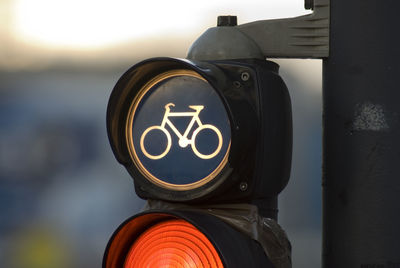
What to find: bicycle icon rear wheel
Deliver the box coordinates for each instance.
[191,124,223,159]
[140,126,172,160]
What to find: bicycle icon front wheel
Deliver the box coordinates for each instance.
[192,124,223,159]
[140,126,172,160]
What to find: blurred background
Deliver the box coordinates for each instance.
[0,0,322,267]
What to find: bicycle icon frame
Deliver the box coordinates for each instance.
[140,103,223,160]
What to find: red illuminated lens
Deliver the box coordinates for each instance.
[124,219,223,268]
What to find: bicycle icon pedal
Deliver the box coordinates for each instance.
[140,103,223,160]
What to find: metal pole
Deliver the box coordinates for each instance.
[323,0,400,267]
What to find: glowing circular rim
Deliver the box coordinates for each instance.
[125,69,231,191]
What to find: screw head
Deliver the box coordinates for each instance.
[239,182,248,191]
[233,81,241,88]
[241,72,250,81]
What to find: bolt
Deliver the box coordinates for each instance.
[233,81,241,88]
[305,0,314,10]
[241,72,250,81]
[239,182,248,191]
[217,16,238,27]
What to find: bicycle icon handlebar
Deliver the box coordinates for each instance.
[140,103,223,160]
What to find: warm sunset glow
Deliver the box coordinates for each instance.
[11,0,307,49]
[12,0,200,48]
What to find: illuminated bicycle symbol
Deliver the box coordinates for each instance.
[140,103,223,160]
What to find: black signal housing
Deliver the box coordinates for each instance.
[106,57,292,206]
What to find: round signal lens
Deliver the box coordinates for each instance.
[126,69,231,191]
[124,219,224,268]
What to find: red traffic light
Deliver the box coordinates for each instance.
[124,219,223,268]
[103,210,275,268]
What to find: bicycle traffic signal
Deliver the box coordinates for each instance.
[106,57,291,204]
[104,57,292,267]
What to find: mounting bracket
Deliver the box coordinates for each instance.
[187,0,329,60]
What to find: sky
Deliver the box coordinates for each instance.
[0,0,310,70]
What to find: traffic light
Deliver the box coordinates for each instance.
[104,57,292,267]
[106,57,291,205]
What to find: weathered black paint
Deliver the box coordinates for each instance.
[323,0,400,266]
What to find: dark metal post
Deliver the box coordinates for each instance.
[323,0,400,267]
